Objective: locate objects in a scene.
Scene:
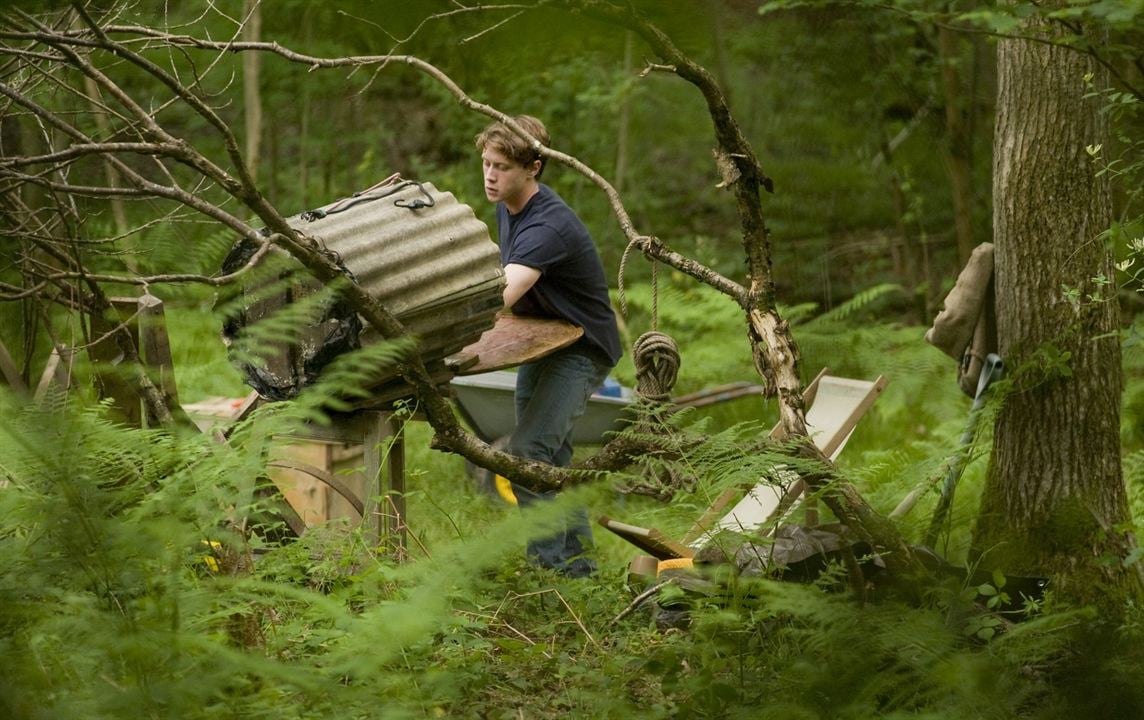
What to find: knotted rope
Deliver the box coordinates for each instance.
[632,330,679,403]
[619,239,687,498]
[620,236,679,402]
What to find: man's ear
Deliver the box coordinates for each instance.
[530,159,542,177]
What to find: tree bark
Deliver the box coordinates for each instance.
[938,24,975,266]
[972,10,1141,606]
[242,0,262,181]
[613,30,632,196]
[81,75,130,238]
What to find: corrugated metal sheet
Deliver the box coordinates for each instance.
[292,182,503,317]
[232,179,504,401]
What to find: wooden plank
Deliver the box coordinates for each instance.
[33,346,77,401]
[138,293,180,409]
[33,347,62,400]
[669,382,765,411]
[268,455,361,517]
[444,351,480,373]
[0,337,27,394]
[451,314,583,375]
[681,487,741,545]
[598,515,695,561]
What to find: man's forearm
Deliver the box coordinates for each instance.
[502,262,542,309]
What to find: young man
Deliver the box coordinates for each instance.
[475,116,622,578]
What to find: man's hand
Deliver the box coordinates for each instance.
[503,263,542,310]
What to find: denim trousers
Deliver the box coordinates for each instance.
[508,344,612,578]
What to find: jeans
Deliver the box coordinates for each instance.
[508,344,612,578]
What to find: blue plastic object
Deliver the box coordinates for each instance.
[597,377,624,398]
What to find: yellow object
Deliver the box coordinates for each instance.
[495,474,518,505]
[199,539,223,573]
[657,557,694,575]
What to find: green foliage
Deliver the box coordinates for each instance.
[4,2,1144,717]
[6,285,1144,716]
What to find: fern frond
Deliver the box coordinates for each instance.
[802,282,904,326]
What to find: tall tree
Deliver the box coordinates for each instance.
[937,23,975,265]
[242,0,263,181]
[971,5,1141,605]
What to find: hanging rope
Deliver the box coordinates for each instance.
[617,235,639,317]
[617,234,659,328]
[650,254,659,331]
[618,237,687,497]
[632,330,679,403]
[620,236,678,401]
[631,327,685,499]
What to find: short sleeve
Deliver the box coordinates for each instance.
[506,223,568,272]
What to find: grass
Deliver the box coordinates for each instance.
[31,281,1132,719]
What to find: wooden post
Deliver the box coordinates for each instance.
[361,411,407,558]
[387,420,407,559]
[91,298,142,426]
[280,408,408,556]
[137,292,183,427]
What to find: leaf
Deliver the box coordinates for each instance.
[992,568,1007,589]
[758,0,812,15]
[956,8,1025,34]
[803,283,903,325]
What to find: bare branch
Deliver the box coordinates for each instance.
[43,24,738,306]
[0,142,174,167]
[459,9,528,45]
[639,61,676,77]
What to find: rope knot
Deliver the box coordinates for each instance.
[633,331,680,403]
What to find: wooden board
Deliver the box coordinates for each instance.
[598,515,695,561]
[448,314,583,375]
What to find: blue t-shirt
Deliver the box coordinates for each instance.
[498,184,622,367]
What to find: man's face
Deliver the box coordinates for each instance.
[482,146,536,211]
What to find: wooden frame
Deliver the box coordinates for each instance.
[601,370,888,563]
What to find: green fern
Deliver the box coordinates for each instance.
[801,282,905,326]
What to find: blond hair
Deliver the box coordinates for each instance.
[474,115,550,179]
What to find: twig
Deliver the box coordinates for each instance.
[610,578,675,626]
[550,588,600,649]
[460,609,540,647]
[638,61,675,77]
[459,9,527,45]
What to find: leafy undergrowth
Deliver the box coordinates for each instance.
[5,293,1144,718]
[5,383,1144,719]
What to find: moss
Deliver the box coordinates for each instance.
[1035,495,1103,555]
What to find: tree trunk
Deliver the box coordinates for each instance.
[242,0,262,181]
[613,30,633,197]
[880,137,925,323]
[706,0,733,108]
[937,24,975,265]
[82,76,130,239]
[972,12,1141,606]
